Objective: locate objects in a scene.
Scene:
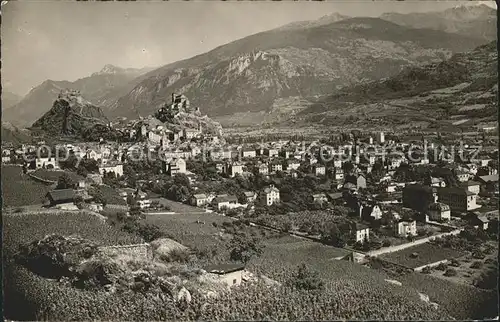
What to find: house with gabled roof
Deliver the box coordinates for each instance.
[260,184,280,206]
[191,193,209,207]
[44,189,77,210]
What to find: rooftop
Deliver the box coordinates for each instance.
[478,174,499,183]
[46,189,75,202]
[439,187,476,196]
[205,263,245,275]
[460,181,481,187]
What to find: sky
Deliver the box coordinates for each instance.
[1,0,497,96]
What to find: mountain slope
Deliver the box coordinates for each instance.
[3,65,153,127]
[381,4,496,41]
[1,91,23,111]
[111,17,489,122]
[1,122,32,145]
[299,41,497,131]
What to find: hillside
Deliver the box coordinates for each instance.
[1,122,32,145]
[1,90,23,111]
[31,89,110,138]
[298,41,498,131]
[109,16,488,123]
[381,4,496,41]
[3,65,153,128]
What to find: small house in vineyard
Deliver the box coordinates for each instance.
[204,263,245,287]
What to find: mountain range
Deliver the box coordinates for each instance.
[4,5,496,129]
[381,4,496,40]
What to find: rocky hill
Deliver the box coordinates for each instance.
[154,94,225,140]
[381,4,496,41]
[31,89,110,138]
[3,65,153,127]
[298,41,497,131]
[110,16,489,124]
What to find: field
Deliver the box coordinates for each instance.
[426,240,498,287]
[379,243,465,269]
[31,168,84,182]
[399,272,498,320]
[3,212,142,257]
[1,165,53,207]
[256,210,347,232]
[246,236,452,320]
[143,212,238,261]
[2,211,485,321]
[148,197,204,213]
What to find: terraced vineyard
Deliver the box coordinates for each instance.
[256,210,348,231]
[399,272,498,320]
[3,212,142,257]
[1,165,53,207]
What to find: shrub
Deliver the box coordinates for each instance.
[473,250,485,259]
[435,262,448,271]
[450,259,461,267]
[422,266,432,274]
[382,239,391,247]
[470,261,483,269]
[168,248,191,263]
[16,234,99,279]
[444,268,458,277]
[287,263,324,291]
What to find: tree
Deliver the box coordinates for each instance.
[173,173,191,189]
[166,184,190,202]
[288,264,324,291]
[126,195,137,206]
[91,189,107,207]
[342,161,354,174]
[320,223,346,248]
[229,233,263,264]
[56,173,74,190]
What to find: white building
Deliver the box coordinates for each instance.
[242,149,257,158]
[394,220,417,238]
[137,199,152,209]
[313,164,326,176]
[35,157,59,169]
[165,158,187,176]
[427,202,451,221]
[86,149,102,161]
[191,194,209,207]
[98,163,124,177]
[376,132,385,144]
[205,264,245,287]
[353,224,370,243]
[227,162,244,177]
[262,184,280,206]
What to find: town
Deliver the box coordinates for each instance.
[3,92,498,267]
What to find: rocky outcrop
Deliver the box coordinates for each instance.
[31,89,110,137]
[154,94,225,141]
